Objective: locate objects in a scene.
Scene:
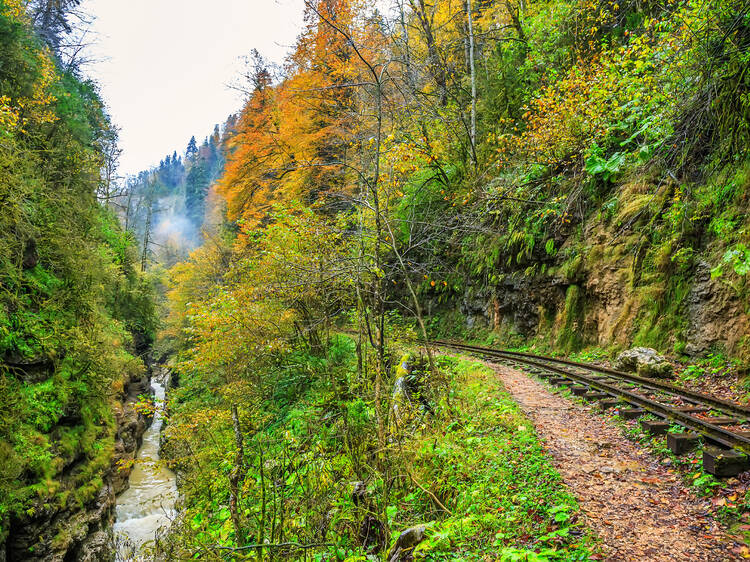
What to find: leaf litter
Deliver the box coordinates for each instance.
[487,361,743,561]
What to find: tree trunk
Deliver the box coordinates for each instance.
[228,404,245,543]
[466,0,478,166]
[409,0,449,106]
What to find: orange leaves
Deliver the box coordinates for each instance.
[1,0,24,18]
[219,0,376,230]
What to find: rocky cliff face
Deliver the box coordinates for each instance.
[0,370,153,562]
[456,222,750,359]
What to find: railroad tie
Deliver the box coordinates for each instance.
[570,385,589,396]
[640,419,670,435]
[598,399,620,411]
[702,417,742,426]
[618,408,644,420]
[703,447,750,477]
[667,432,700,455]
[674,406,710,414]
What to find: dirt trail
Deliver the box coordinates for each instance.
[489,362,742,561]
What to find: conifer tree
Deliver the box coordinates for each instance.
[186,135,198,160]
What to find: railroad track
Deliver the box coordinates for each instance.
[433,340,750,477]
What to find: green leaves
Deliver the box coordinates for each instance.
[500,546,566,561]
[549,504,572,523]
[585,144,626,182]
[545,239,556,256]
[711,243,750,279]
[724,244,750,276]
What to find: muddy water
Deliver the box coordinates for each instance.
[113,379,177,548]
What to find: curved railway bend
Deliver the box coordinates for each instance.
[435,341,750,477]
[434,340,748,560]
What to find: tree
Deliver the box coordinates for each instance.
[186,135,198,160]
[185,157,210,227]
[27,0,82,51]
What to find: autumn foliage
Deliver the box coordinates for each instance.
[159,0,750,557]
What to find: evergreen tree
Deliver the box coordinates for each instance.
[186,135,198,160]
[185,159,210,227]
[27,0,82,52]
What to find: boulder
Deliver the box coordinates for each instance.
[615,347,673,378]
[386,525,426,562]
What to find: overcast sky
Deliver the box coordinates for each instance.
[83,0,305,176]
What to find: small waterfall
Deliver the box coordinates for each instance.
[113,378,177,550]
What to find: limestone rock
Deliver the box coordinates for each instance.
[615,347,673,378]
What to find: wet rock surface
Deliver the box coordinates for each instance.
[460,276,567,336]
[0,370,152,562]
[112,372,154,496]
[454,237,750,361]
[386,525,426,562]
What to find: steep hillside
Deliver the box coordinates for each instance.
[404,0,750,360]
[0,2,157,559]
[150,0,749,558]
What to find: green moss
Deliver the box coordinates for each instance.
[559,253,583,281]
[556,285,583,352]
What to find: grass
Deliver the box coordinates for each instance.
[406,355,596,560]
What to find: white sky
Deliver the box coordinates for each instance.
[83,0,305,176]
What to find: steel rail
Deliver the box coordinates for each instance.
[433,340,750,454]
[434,340,750,419]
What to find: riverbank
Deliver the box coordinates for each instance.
[146,338,596,559]
[113,371,177,558]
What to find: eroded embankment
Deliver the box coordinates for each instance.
[1,367,152,562]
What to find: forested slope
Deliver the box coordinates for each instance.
[122,121,234,268]
[209,0,750,358]
[0,1,157,559]
[154,0,750,559]
[2,0,749,559]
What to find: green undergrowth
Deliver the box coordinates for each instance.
[0,3,158,540]
[158,337,595,560]
[411,355,595,560]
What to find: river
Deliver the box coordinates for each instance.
[113,378,178,552]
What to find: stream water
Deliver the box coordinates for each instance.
[113,378,178,549]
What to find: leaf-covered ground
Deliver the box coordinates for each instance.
[486,360,742,561]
